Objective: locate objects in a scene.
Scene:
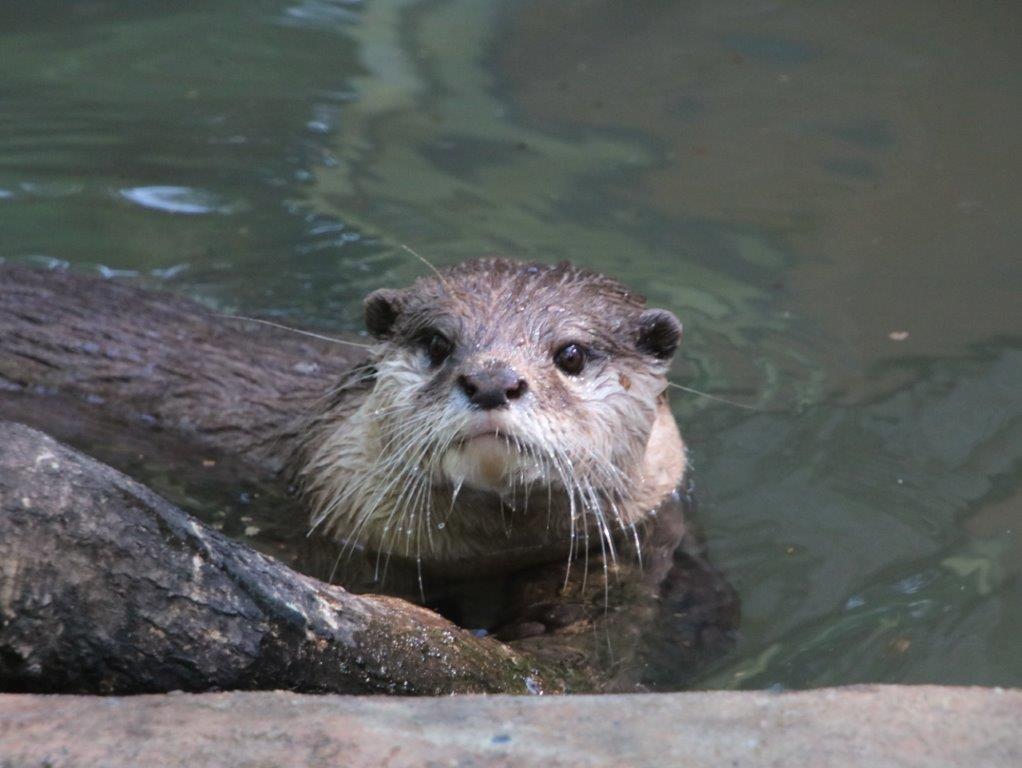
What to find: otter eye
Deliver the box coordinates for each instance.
[554,343,586,375]
[425,332,453,366]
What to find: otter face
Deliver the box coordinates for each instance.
[364,259,680,494]
[301,258,683,567]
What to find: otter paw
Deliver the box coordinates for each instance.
[492,602,589,640]
[493,621,547,641]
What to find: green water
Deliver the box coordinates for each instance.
[2,0,1020,690]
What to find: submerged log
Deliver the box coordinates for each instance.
[0,422,553,695]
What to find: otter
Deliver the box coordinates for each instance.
[295,257,686,583]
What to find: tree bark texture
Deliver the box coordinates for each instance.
[0,265,354,473]
[0,421,552,695]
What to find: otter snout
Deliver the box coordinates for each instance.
[457,362,527,410]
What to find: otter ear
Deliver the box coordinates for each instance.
[364,289,404,338]
[636,308,682,360]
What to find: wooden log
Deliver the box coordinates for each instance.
[0,264,353,474]
[0,421,553,695]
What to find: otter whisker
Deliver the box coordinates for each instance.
[541,446,556,533]
[406,427,455,582]
[302,411,423,531]
[577,476,613,576]
[386,418,451,539]
[548,446,586,590]
[216,313,372,350]
[417,424,461,557]
[586,480,613,612]
[446,477,464,523]
[398,244,452,291]
[315,364,377,407]
[416,428,463,592]
[354,409,438,469]
[373,434,438,579]
[322,415,438,561]
[552,443,619,567]
[376,453,430,582]
[517,443,539,517]
[629,521,644,570]
[396,462,431,591]
[592,491,618,570]
[577,476,592,594]
[569,446,635,566]
[541,445,574,574]
[667,381,760,411]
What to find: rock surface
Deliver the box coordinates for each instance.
[1,686,1019,767]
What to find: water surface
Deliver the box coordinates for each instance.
[1,0,1020,689]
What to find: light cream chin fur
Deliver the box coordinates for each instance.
[440,435,545,493]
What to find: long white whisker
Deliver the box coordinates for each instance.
[399,244,451,291]
[668,381,759,411]
[216,313,372,350]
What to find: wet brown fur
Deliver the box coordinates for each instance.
[295,257,686,578]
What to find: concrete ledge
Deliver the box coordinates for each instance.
[0,686,1018,767]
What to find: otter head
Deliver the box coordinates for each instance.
[302,258,683,569]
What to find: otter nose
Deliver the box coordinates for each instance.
[458,364,527,410]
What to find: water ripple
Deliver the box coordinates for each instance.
[279,0,361,31]
[118,186,244,215]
